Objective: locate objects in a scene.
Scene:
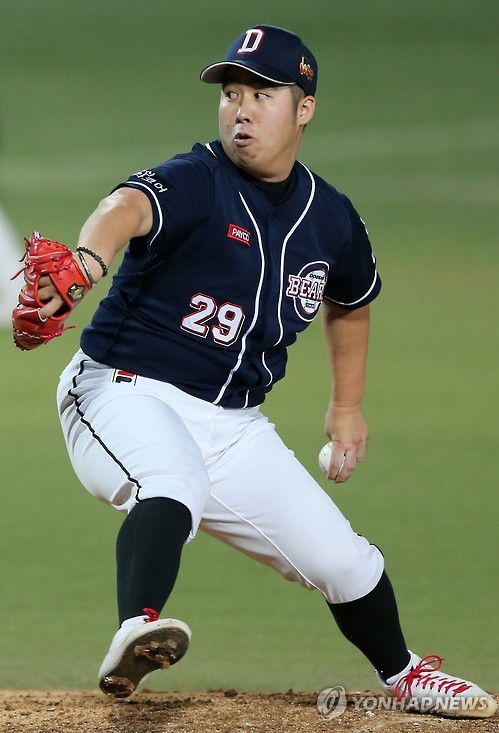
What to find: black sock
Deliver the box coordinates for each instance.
[327,571,411,681]
[116,497,191,626]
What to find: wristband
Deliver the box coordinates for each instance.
[76,251,96,285]
[76,246,109,277]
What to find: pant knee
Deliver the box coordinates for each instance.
[295,540,385,604]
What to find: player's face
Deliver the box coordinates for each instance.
[219,70,315,182]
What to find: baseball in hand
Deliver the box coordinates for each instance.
[318,442,332,473]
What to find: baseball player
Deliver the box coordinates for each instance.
[12,25,496,718]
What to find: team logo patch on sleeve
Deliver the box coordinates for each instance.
[286,261,329,321]
[227,223,251,246]
[112,369,138,385]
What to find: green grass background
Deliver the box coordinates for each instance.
[1,0,498,693]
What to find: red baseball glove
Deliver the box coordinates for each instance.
[12,232,92,350]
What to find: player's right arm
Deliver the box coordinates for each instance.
[322,300,370,483]
[38,187,153,317]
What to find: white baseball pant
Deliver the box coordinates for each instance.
[57,350,384,604]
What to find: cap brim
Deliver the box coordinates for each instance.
[200,61,295,86]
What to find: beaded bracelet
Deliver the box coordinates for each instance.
[76,250,96,285]
[76,246,109,277]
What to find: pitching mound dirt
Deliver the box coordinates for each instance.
[0,690,497,732]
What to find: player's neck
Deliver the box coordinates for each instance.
[245,165,298,206]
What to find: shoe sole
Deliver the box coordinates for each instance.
[99,622,190,699]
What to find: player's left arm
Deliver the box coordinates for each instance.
[322,299,370,483]
[38,187,153,318]
[12,188,153,350]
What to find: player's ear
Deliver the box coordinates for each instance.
[298,96,315,127]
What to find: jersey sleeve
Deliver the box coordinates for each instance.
[323,195,381,309]
[114,154,214,253]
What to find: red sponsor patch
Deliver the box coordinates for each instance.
[227,223,251,246]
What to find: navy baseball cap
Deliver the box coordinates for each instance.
[200,24,318,96]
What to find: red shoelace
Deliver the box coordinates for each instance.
[143,608,159,623]
[394,655,472,700]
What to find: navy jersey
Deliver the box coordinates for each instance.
[81,140,381,408]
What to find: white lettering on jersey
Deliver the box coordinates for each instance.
[133,169,169,194]
[237,28,265,54]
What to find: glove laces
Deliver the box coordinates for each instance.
[143,608,159,623]
[394,655,472,701]
[11,234,75,281]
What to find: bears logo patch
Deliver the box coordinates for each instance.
[286,261,329,321]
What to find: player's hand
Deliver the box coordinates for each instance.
[36,275,65,318]
[12,233,92,350]
[324,403,369,483]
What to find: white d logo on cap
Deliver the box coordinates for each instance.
[237,28,265,54]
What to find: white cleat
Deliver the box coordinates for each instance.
[98,608,191,698]
[377,652,497,718]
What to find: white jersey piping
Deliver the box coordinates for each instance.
[326,267,379,307]
[213,193,267,406]
[273,163,316,347]
[127,181,163,248]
